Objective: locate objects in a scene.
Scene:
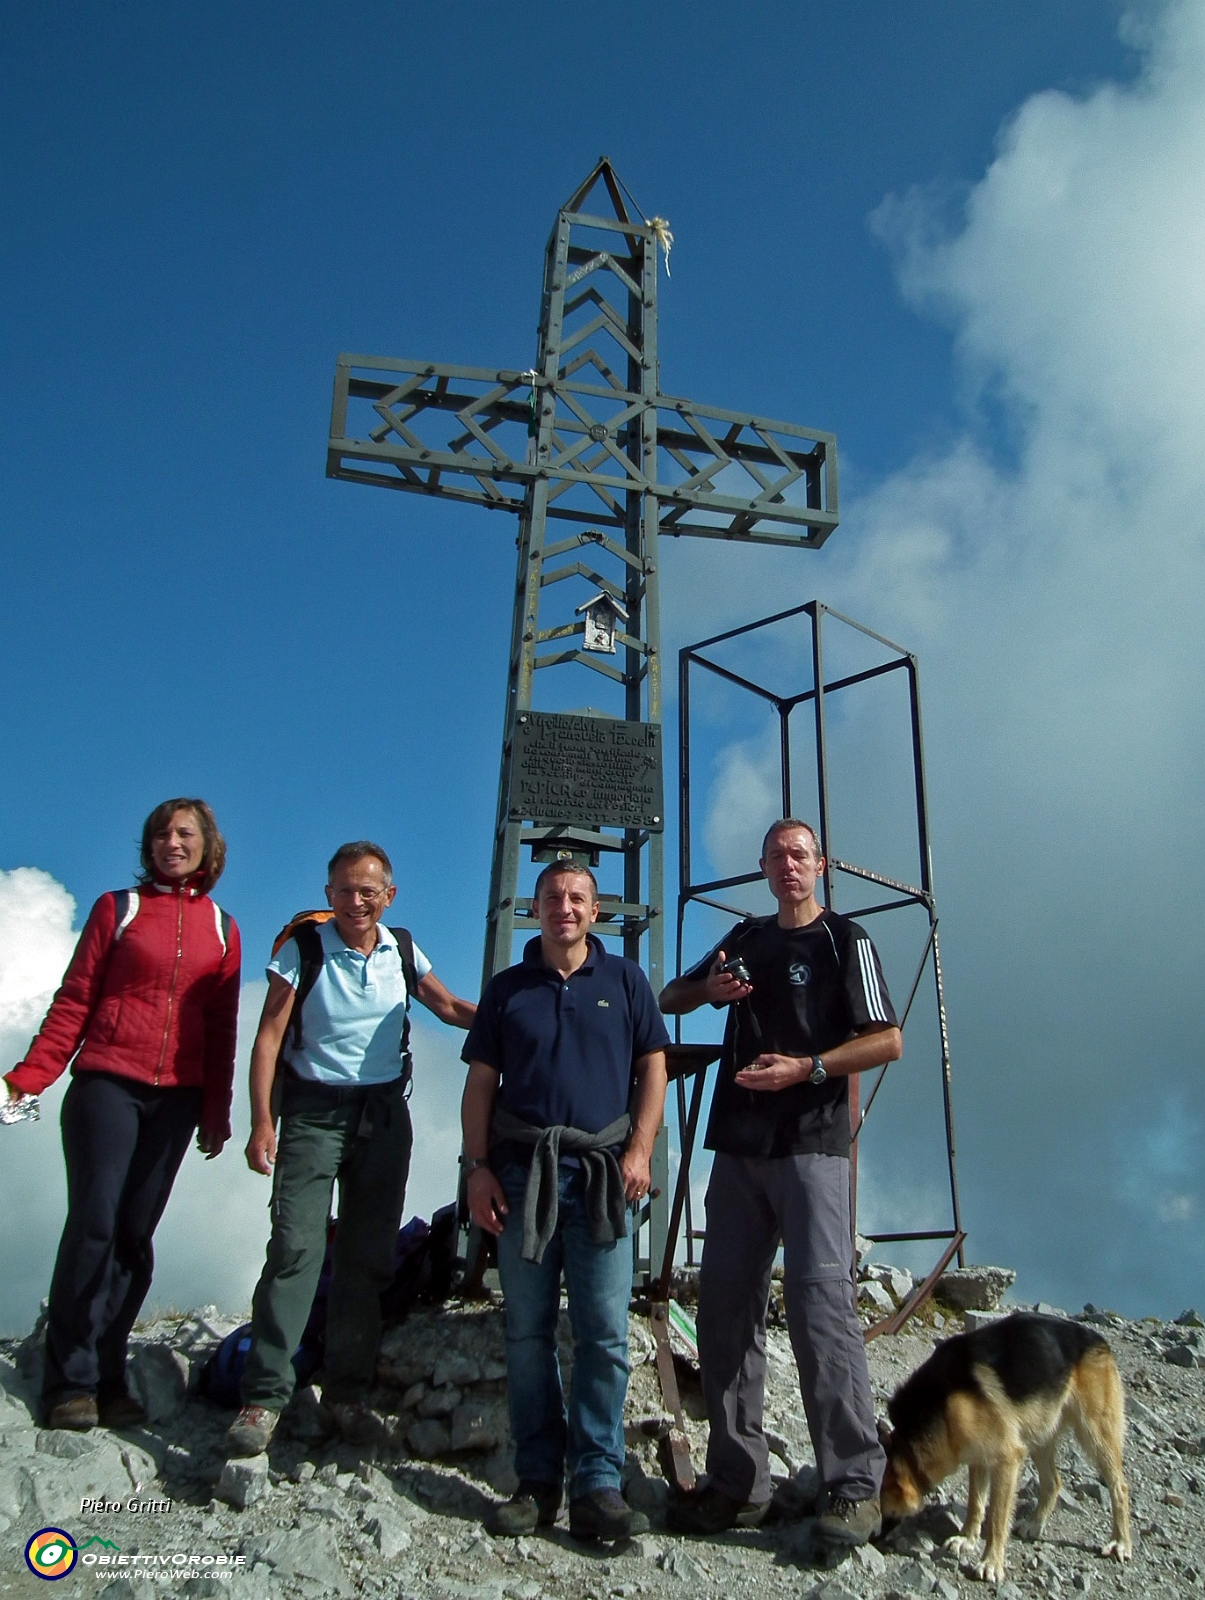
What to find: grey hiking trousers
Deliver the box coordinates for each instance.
[696,1151,884,1506]
[242,1072,412,1411]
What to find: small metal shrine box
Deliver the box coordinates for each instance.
[576,591,627,654]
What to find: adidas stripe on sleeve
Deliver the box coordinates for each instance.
[844,926,898,1029]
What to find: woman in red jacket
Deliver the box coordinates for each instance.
[4,798,241,1430]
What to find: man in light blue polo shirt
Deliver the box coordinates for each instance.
[226,841,475,1457]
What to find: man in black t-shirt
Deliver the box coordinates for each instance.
[660,820,901,1552]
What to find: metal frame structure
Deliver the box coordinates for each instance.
[663,600,965,1291]
[327,159,841,1286]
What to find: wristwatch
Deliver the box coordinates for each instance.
[809,1056,827,1086]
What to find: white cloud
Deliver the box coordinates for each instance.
[0,870,80,1335]
[702,743,786,889]
[665,0,1205,1314]
[0,868,78,1040]
[0,880,472,1335]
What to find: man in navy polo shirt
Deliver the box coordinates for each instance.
[462,861,669,1542]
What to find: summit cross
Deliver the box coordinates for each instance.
[327,157,838,1018]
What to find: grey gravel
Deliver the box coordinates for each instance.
[2,1284,1201,1600]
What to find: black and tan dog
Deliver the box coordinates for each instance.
[879,1312,1131,1583]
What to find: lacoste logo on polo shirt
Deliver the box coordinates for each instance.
[597,999,610,1007]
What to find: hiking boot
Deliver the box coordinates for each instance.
[98,1392,148,1429]
[328,1399,388,1447]
[47,1394,98,1431]
[667,1482,769,1535]
[487,1480,562,1536]
[226,1404,280,1457]
[814,1494,882,1548]
[568,1487,649,1542]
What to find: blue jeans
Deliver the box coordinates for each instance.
[496,1162,632,1497]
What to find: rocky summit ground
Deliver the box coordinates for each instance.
[2,1270,1204,1600]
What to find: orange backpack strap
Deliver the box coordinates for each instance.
[271,911,335,1054]
[272,908,334,957]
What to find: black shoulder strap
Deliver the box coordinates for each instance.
[388,927,417,999]
[289,921,326,1053]
[387,927,417,1077]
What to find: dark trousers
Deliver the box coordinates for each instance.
[697,1152,884,1506]
[43,1071,201,1405]
[241,1073,413,1411]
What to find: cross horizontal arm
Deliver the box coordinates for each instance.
[328,356,838,548]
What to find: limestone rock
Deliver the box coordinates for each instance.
[625,1466,669,1516]
[22,1434,149,1521]
[365,1504,413,1558]
[852,1539,887,1574]
[15,1312,47,1381]
[128,1340,190,1421]
[36,1427,100,1459]
[434,1352,483,1387]
[241,1522,353,1596]
[627,1533,664,1561]
[451,1399,506,1452]
[808,1581,861,1600]
[661,1547,708,1582]
[964,1308,1009,1333]
[892,1557,936,1592]
[503,1581,543,1600]
[861,1262,915,1304]
[765,1411,815,1475]
[376,1328,432,1388]
[418,1383,462,1417]
[287,1382,329,1441]
[934,1265,1016,1311]
[858,1279,895,1315]
[215,1453,269,1510]
[408,1417,453,1457]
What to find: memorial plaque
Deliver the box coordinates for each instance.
[511,712,664,831]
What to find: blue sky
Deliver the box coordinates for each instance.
[5,1,1204,1329]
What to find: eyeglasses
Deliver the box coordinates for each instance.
[332,886,389,904]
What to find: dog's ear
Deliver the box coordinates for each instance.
[877,1416,894,1451]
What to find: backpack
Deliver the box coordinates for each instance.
[197,1208,458,1407]
[271,910,419,1089]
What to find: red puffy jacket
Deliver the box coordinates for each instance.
[6,880,242,1139]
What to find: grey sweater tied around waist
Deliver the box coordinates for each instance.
[491,1107,632,1264]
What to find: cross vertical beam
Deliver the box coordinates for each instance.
[327,157,841,1285]
[478,169,663,1005]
